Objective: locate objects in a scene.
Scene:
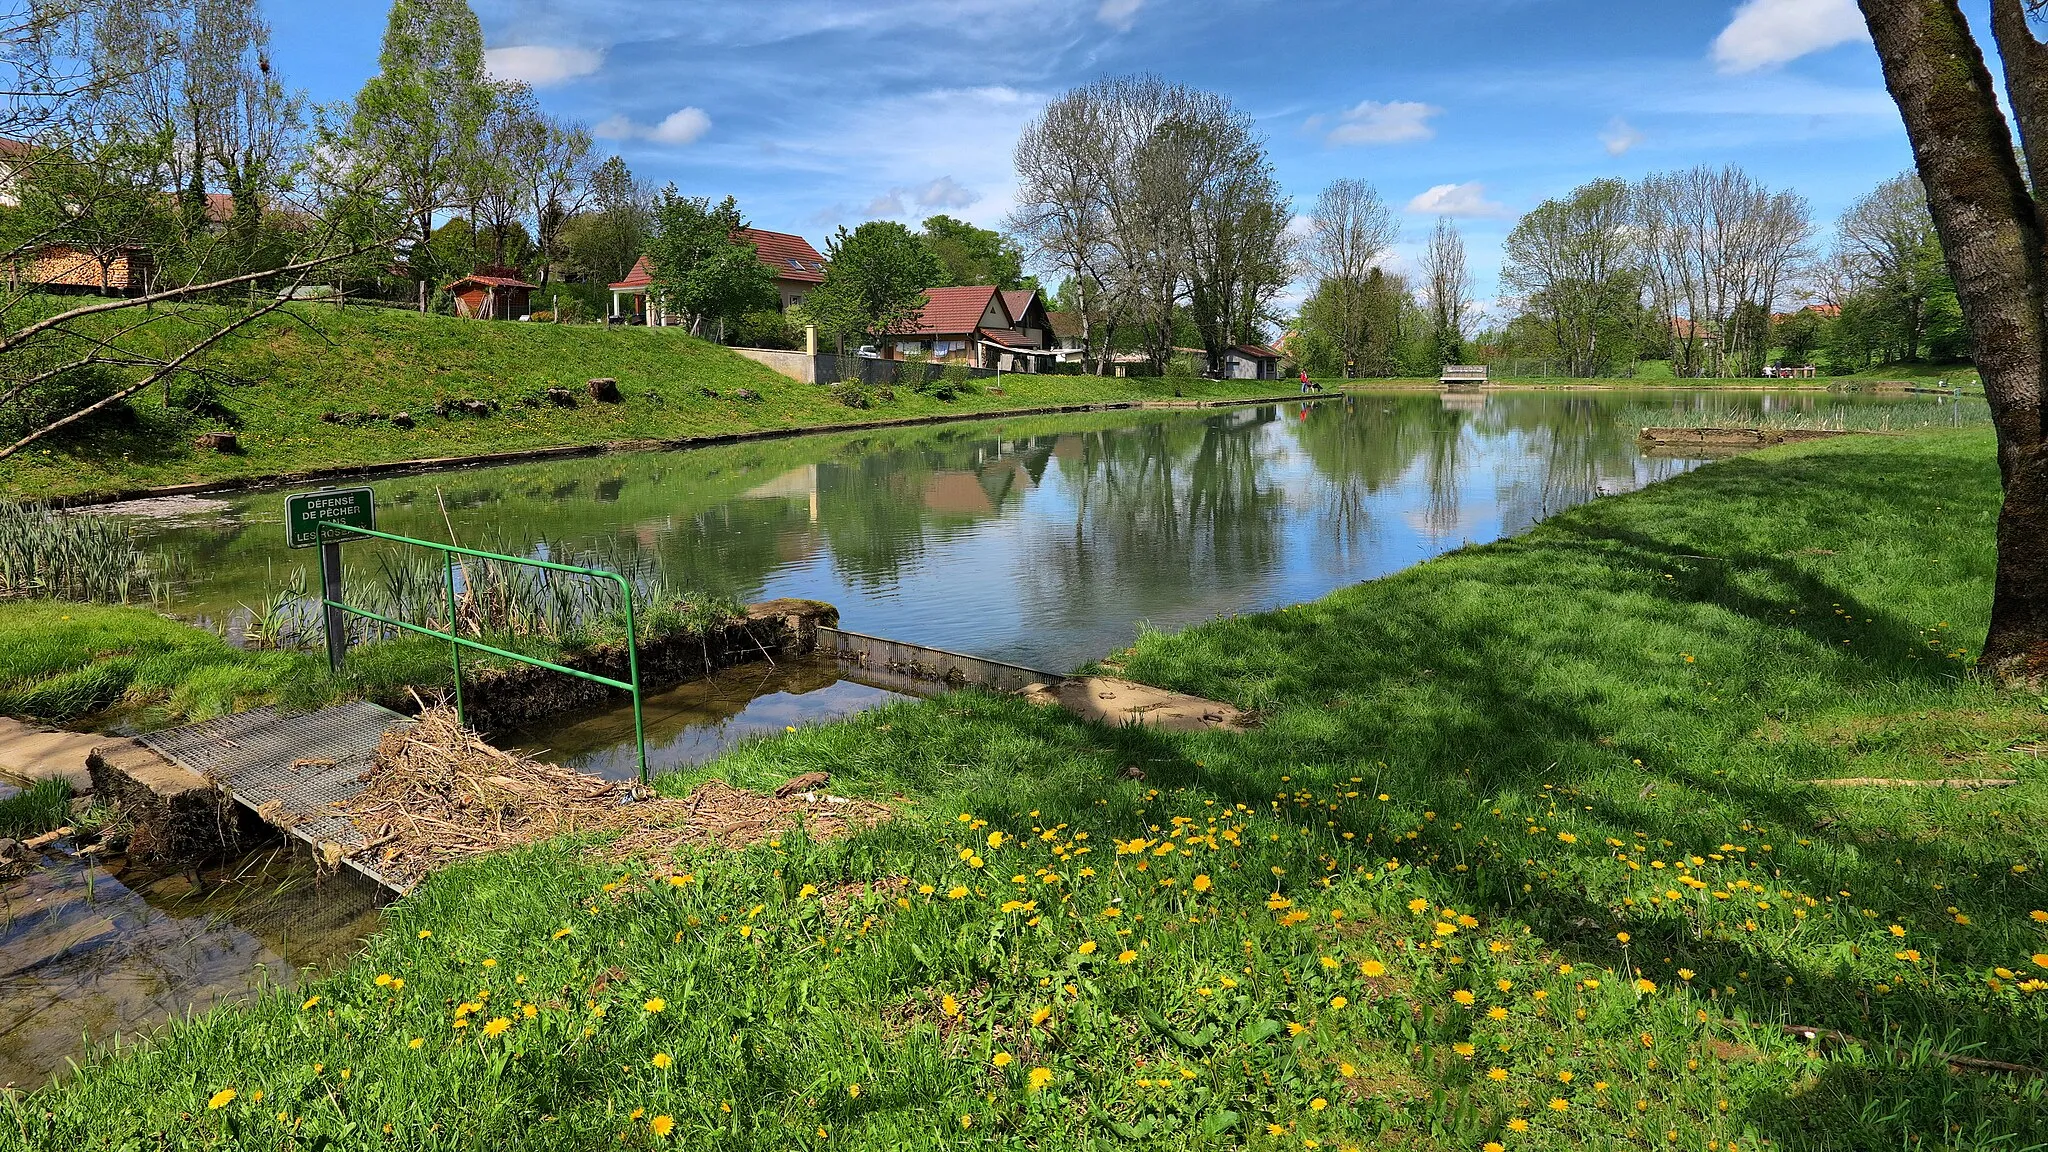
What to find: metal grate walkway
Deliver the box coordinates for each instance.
[138,701,413,892]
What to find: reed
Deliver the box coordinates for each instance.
[1620,398,1991,433]
[0,777,73,838]
[0,505,159,604]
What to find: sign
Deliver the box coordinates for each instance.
[285,487,375,549]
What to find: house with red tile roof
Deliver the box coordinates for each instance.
[441,265,537,319]
[883,284,1058,372]
[1219,344,1283,380]
[609,228,827,325]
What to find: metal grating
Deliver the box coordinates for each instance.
[138,701,413,892]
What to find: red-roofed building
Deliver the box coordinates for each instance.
[442,265,537,319]
[883,285,1058,371]
[737,227,826,311]
[609,228,828,325]
[1219,344,1283,380]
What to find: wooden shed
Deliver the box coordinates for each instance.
[441,266,536,320]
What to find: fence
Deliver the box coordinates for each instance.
[315,521,650,782]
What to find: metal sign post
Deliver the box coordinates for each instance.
[286,487,376,672]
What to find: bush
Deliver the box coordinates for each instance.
[916,360,981,402]
[730,310,800,350]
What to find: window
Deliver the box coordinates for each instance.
[788,258,805,270]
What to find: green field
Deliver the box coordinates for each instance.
[2,303,1318,502]
[10,427,2045,1151]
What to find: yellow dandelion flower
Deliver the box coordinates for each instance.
[300,996,320,1011]
[1486,1144,1505,1152]
[1193,875,1213,893]
[2031,910,2047,923]
[1452,990,1475,1006]
[1407,898,1429,914]
[1077,941,1098,956]
[482,1017,511,1038]
[650,1115,675,1137]
[417,930,431,939]
[1118,949,1138,965]
[642,997,667,1014]
[1453,1042,1475,1057]
[987,831,1005,849]
[942,994,961,1017]
[1549,1097,1569,1112]
[1027,1066,1054,1094]
[1508,1118,1530,1133]
[1309,1097,1328,1112]
[652,1052,672,1069]
[1636,978,1657,993]
[207,1089,236,1110]
[1330,996,1348,1009]
[946,886,969,900]
[2033,954,2048,971]
[848,1084,860,1098]
[1488,1067,1508,1082]
[374,973,392,987]
[1030,1006,1051,1027]
[1488,1006,1508,1021]
[408,1038,423,1049]
[1339,1062,1356,1076]
[1360,960,1386,977]
[993,1052,1014,1068]
[1558,832,1577,844]
[552,927,573,940]
[797,883,818,900]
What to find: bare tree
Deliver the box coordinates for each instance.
[1011,85,1116,371]
[511,106,591,293]
[1636,165,1811,377]
[1854,0,2048,683]
[1301,178,1396,377]
[1418,215,1471,366]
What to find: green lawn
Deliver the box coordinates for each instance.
[9,430,2048,1151]
[2,302,1317,502]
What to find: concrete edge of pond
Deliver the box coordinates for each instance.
[36,391,1352,511]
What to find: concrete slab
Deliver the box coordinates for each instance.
[0,718,101,791]
[1022,676,1250,734]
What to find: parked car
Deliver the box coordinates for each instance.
[856,345,880,359]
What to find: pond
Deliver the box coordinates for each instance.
[125,389,1899,675]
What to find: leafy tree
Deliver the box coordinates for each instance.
[1502,179,1643,377]
[563,155,650,286]
[1301,179,1397,377]
[346,0,495,310]
[918,215,1031,290]
[1774,309,1823,367]
[804,221,942,347]
[644,191,778,336]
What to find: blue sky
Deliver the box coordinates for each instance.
[264,0,1923,310]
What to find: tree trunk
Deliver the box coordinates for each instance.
[1861,0,2048,684]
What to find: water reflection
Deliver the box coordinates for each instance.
[0,844,380,1090]
[120,391,1916,672]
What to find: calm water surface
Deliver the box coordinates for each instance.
[122,390,1875,673]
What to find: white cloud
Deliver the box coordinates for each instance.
[1405,182,1508,218]
[484,44,602,87]
[1600,117,1646,156]
[1321,100,1441,146]
[594,108,714,147]
[1097,0,1144,31]
[648,107,713,146]
[1712,0,1869,73]
[864,191,907,216]
[915,176,978,209]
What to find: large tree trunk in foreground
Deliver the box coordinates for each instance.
[1860,0,2048,684]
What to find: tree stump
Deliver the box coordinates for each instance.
[544,387,579,407]
[587,377,622,403]
[390,412,415,429]
[194,431,239,453]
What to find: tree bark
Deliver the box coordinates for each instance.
[1861,0,2048,683]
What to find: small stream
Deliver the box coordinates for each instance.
[0,839,382,1091]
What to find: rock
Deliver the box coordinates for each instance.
[698,387,720,399]
[775,771,831,799]
[320,411,342,424]
[390,411,414,429]
[0,838,22,861]
[193,431,239,453]
[587,377,622,403]
[543,387,579,407]
[1117,765,1146,781]
[734,388,762,402]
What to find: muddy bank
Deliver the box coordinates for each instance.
[458,599,837,733]
[1637,426,1855,450]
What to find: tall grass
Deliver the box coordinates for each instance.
[1621,398,1992,433]
[0,777,71,838]
[0,506,159,604]
[242,538,743,652]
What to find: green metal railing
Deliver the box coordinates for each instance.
[315,520,649,782]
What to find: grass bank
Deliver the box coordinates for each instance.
[11,429,2048,1151]
[2,302,1313,503]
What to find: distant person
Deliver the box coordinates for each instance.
[1299,369,1310,394]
